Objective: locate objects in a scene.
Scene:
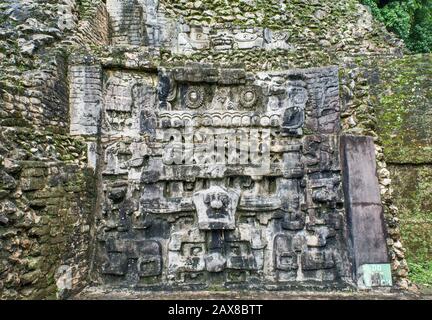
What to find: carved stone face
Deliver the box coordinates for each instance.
[89,65,348,288]
[211,30,234,50]
[204,192,230,217]
[193,186,239,230]
[239,86,258,108]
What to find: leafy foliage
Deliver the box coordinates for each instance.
[408,260,432,286]
[362,0,432,53]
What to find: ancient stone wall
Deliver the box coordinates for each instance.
[67,0,399,290]
[370,54,432,282]
[0,128,95,299]
[75,63,354,289]
[70,0,110,47]
[0,0,99,299]
[1,0,424,298]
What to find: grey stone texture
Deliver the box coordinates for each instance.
[69,65,103,136]
[71,63,353,289]
[0,0,416,298]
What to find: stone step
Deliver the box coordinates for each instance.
[72,287,426,300]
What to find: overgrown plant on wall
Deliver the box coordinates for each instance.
[362,0,432,53]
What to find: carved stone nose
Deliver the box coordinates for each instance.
[210,199,223,210]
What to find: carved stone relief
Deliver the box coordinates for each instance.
[174,26,292,54]
[102,71,157,136]
[69,63,352,288]
[105,0,294,53]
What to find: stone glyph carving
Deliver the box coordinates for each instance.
[264,28,293,50]
[233,29,264,50]
[102,71,157,136]
[176,25,210,55]
[175,27,291,53]
[69,65,102,136]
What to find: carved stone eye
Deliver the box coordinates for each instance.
[244,91,254,101]
[185,86,204,109]
[191,247,202,256]
[240,86,258,108]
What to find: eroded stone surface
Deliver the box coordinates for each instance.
[0,0,416,299]
[73,286,429,300]
[68,63,357,289]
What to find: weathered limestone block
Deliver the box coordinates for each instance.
[101,238,162,277]
[58,0,79,31]
[69,65,103,136]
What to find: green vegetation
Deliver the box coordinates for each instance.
[408,260,432,286]
[362,0,432,53]
[390,164,432,287]
[374,54,432,164]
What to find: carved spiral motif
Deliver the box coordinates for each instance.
[185,86,205,109]
[240,87,258,108]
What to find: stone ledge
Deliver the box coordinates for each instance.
[72,287,429,300]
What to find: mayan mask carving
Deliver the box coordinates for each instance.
[193,186,240,230]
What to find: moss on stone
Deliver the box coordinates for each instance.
[374,54,432,164]
[389,165,432,285]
